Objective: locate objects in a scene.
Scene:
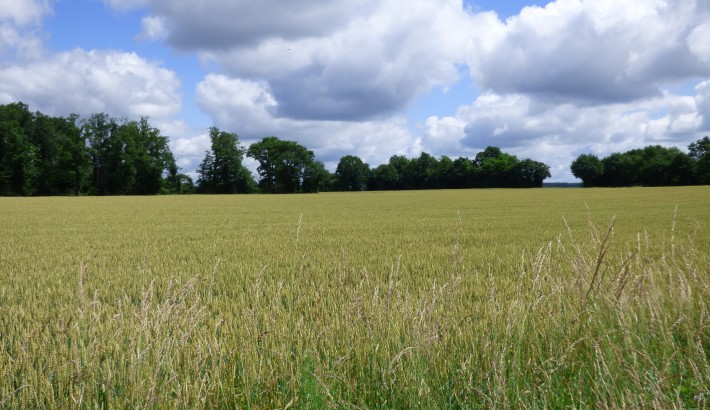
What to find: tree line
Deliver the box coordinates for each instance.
[1,102,554,196]
[0,102,191,196]
[6,102,709,196]
[340,147,551,192]
[570,139,710,187]
[196,130,552,193]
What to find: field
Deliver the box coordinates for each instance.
[1,187,709,408]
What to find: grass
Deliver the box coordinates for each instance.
[0,187,709,408]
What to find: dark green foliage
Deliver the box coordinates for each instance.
[365,146,552,190]
[689,136,710,184]
[0,105,39,195]
[0,103,182,196]
[1,102,86,196]
[335,155,369,191]
[196,127,255,194]
[163,172,195,194]
[302,160,332,193]
[414,152,441,189]
[82,114,177,195]
[247,136,326,193]
[571,139,708,187]
[474,147,520,187]
[387,155,413,189]
[448,157,475,188]
[511,158,552,188]
[571,154,603,187]
[82,112,116,194]
[368,163,399,190]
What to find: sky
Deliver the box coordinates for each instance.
[1,0,709,182]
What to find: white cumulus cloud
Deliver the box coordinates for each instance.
[0,49,181,119]
[111,0,477,121]
[137,15,168,41]
[0,0,51,25]
[195,73,419,168]
[0,0,51,59]
[467,0,710,103]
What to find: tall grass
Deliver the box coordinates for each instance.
[0,188,708,408]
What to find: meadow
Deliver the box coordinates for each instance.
[0,187,708,408]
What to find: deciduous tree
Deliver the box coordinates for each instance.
[571,154,603,187]
[335,155,369,191]
[247,137,322,193]
[196,127,255,194]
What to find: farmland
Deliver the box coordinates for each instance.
[1,187,709,408]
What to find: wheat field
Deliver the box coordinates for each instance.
[1,187,709,408]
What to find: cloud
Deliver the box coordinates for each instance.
[101,0,149,12]
[421,115,468,157]
[0,0,51,59]
[687,22,710,63]
[75,0,710,182]
[133,0,376,50]
[195,74,277,136]
[416,0,710,181]
[0,0,51,25]
[136,15,167,41]
[195,73,419,168]
[467,0,710,103]
[116,0,476,121]
[0,49,181,119]
[695,80,710,130]
[183,0,710,180]
[421,85,709,181]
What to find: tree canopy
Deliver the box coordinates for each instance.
[196,127,255,194]
[0,103,556,196]
[26,101,710,197]
[0,103,187,196]
[247,136,325,193]
[360,147,550,191]
[689,137,710,185]
[83,114,178,195]
[335,155,369,191]
[571,140,708,187]
[570,154,603,187]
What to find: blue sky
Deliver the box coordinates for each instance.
[2,0,709,181]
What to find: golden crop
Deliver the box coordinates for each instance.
[1,187,708,408]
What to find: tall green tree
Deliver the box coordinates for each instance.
[196,127,255,194]
[1,103,90,196]
[436,155,454,189]
[121,117,177,195]
[302,160,332,193]
[511,159,551,188]
[247,137,322,193]
[449,157,475,188]
[570,154,603,187]
[414,152,440,189]
[82,113,119,194]
[31,113,89,195]
[0,120,38,195]
[368,163,398,191]
[689,136,710,184]
[599,152,639,187]
[82,114,177,195]
[586,145,697,187]
[474,146,518,187]
[636,146,693,186]
[0,103,39,196]
[335,155,370,191]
